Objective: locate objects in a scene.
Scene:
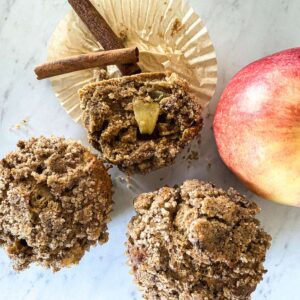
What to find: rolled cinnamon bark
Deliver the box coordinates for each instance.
[34,47,139,80]
[68,0,142,76]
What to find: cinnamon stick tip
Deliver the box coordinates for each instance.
[34,66,43,80]
[134,47,139,60]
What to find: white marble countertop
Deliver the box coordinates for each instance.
[0,0,300,299]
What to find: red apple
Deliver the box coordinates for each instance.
[213,48,300,206]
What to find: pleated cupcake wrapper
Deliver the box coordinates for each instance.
[48,0,218,124]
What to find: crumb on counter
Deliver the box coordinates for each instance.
[187,150,199,161]
[11,118,29,130]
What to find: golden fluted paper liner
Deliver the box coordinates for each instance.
[48,0,218,123]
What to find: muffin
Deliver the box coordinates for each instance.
[126,180,271,300]
[0,137,112,271]
[79,72,203,174]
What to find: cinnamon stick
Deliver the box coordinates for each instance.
[68,0,141,76]
[34,47,139,80]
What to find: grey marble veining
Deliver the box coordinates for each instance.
[0,0,300,299]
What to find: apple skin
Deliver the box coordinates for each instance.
[213,48,300,206]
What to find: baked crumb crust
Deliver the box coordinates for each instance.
[79,72,203,174]
[127,180,271,300]
[0,137,112,271]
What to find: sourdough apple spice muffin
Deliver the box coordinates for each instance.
[79,72,203,174]
[0,137,112,271]
[127,180,271,300]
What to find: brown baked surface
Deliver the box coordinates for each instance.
[79,72,203,174]
[127,180,271,300]
[0,137,112,271]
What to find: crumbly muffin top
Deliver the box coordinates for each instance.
[80,72,203,174]
[0,137,112,271]
[127,180,271,300]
